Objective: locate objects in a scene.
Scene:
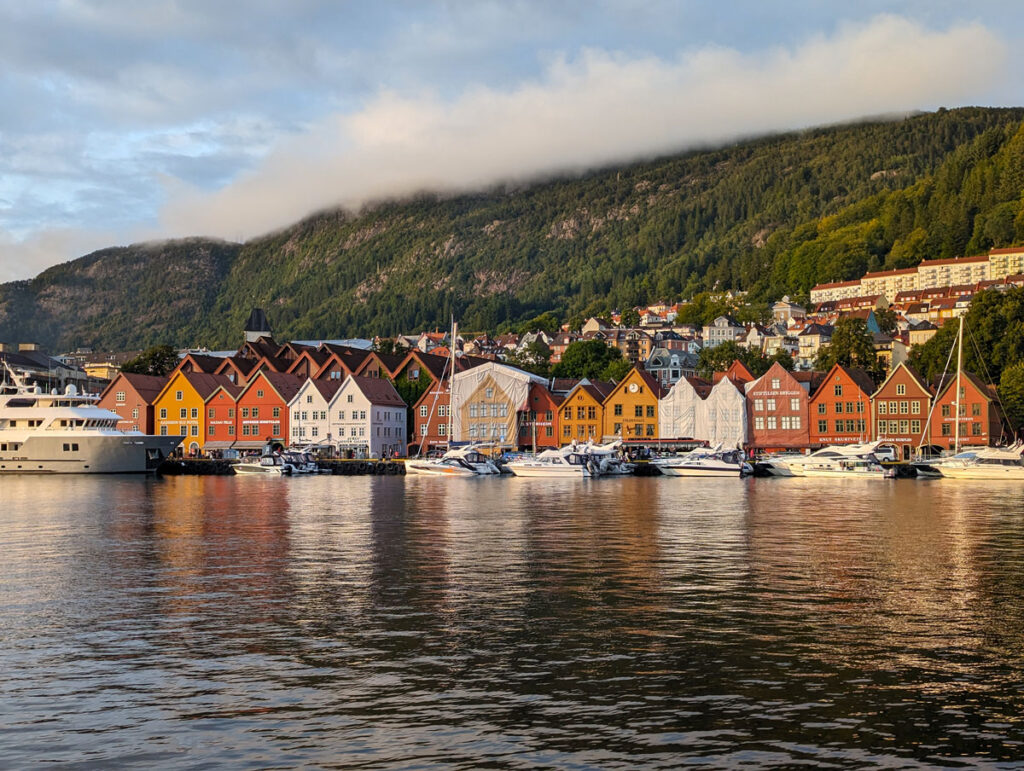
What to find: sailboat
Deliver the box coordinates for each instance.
[926,317,1024,479]
[404,321,501,477]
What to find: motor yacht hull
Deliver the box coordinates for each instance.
[405,460,478,477]
[656,463,742,477]
[0,434,181,474]
[937,465,1024,480]
[505,462,590,478]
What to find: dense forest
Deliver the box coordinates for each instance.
[3,106,1024,351]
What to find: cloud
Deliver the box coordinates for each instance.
[160,15,1008,241]
[0,226,123,284]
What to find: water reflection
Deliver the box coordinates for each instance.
[2,475,1024,767]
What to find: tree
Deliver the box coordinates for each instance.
[697,341,769,379]
[815,317,883,381]
[517,311,562,337]
[602,358,633,382]
[999,362,1024,440]
[504,340,552,378]
[552,340,625,380]
[375,337,398,355]
[619,308,641,327]
[874,307,898,335]
[120,344,179,377]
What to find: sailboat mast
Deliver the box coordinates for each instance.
[448,318,457,445]
[954,315,964,455]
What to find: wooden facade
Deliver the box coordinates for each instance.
[808,364,875,446]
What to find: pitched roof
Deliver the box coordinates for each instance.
[176,353,224,374]
[350,375,406,407]
[105,372,167,404]
[172,371,239,400]
[811,364,876,401]
[243,370,305,403]
[245,308,272,333]
[310,378,344,402]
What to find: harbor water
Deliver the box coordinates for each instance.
[3,474,1024,768]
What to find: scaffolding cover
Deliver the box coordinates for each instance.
[660,377,748,449]
[451,362,546,444]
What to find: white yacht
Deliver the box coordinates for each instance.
[767,441,887,477]
[935,445,1024,480]
[653,445,746,477]
[405,444,501,477]
[0,363,180,473]
[234,453,295,475]
[800,455,889,479]
[505,445,600,478]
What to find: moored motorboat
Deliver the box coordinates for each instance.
[405,444,501,476]
[234,453,295,475]
[653,445,745,477]
[935,444,1024,479]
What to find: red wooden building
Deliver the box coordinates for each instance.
[204,382,243,452]
[518,382,562,450]
[746,362,821,450]
[410,381,452,455]
[808,364,875,446]
[98,372,166,434]
[927,371,1006,450]
[234,371,304,450]
[870,362,932,459]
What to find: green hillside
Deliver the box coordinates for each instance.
[3,106,1024,350]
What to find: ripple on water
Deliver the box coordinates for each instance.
[2,474,1024,767]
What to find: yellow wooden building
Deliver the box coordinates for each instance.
[153,371,236,455]
[559,380,614,443]
[602,368,664,441]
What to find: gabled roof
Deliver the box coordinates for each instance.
[549,377,581,394]
[871,361,933,398]
[798,323,834,337]
[565,379,616,404]
[101,372,168,404]
[245,308,272,333]
[285,348,331,375]
[215,355,258,378]
[346,375,406,407]
[157,370,238,402]
[175,353,224,374]
[810,364,876,402]
[932,370,998,403]
[295,377,345,403]
[239,370,305,403]
[205,381,244,403]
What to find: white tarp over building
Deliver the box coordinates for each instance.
[659,376,748,449]
[451,361,547,444]
[659,377,701,439]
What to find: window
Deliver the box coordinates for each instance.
[338,410,345,420]
[790,398,800,412]
[588,406,597,420]
[563,425,571,437]
[228,426,234,435]
[972,403,981,417]
[896,383,906,395]
[817,402,826,415]
[614,404,623,416]
[911,401,920,414]
[546,426,553,437]
[159,408,167,419]
[781,416,791,430]
[910,420,921,434]
[242,425,251,436]
[941,404,951,417]
[563,407,571,421]
[767,417,777,430]
[176,390,183,401]
[972,422,982,436]
[421,425,428,436]
[755,417,765,430]
[420,405,428,417]
[845,420,855,433]
[836,402,844,414]
[845,402,855,414]
[306,394,313,403]
[115,391,125,402]
[766,399,776,411]
[438,405,449,417]
[818,420,827,433]
[360,411,366,420]
[228,408,234,418]
[252,407,259,418]
[257,390,264,398]
[191,408,198,419]
[208,425,215,435]
[347,394,353,403]
[646,405,655,418]
[438,424,446,436]
[834,383,843,397]
[634,425,643,437]
[180,425,187,436]
[273,424,280,436]
[301,411,308,421]
[877,420,886,435]
[646,424,655,436]
[242,407,249,418]
[835,420,844,432]
[755,399,764,412]
[292,427,300,437]
[132,408,139,419]
[208,408,215,418]
[889,401,897,414]
[160,426,167,436]
[899,401,909,415]
[499,404,508,418]
[545,410,553,421]
[577,424,586,437]
[485,387,494,398]
[179,408,187,419]
[470,404,478,418]
[878,402,888,415]
[771,378,780,389]
[577,406,586,420]
[273,407,280,418]
[941,422,951,436]
[613,423,622,434]
[634,405,643,418]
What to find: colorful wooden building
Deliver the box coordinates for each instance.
[559,380,614,443]
[98,372,166,434]
[746,362,821,450]
[234,371,304,450]
[808,364,875,447]
[927,371,1005,450]
[602,368,663,441]
[870,362,932,459]
[153,371,237,455]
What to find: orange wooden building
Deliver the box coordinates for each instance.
[870,362,932,459]
[808,364,875,446]
[927,371,1006,450]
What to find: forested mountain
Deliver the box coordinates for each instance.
[3,106,1024,351]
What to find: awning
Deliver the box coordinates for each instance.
[204,441,237,449]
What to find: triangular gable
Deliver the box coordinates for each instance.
[871,361,932,399]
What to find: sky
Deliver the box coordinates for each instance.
[1,1,1023,283]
